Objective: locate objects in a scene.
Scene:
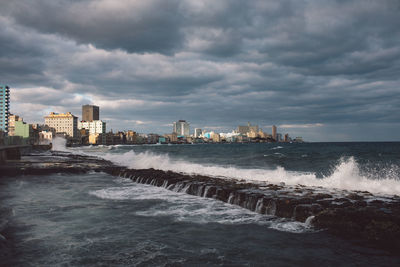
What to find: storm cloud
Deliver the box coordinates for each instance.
[1,0,399,141]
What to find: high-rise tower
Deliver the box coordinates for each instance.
[82,105,99,122]
[0,85,10,133]
[272,125,277,141]
[173,120,190,136]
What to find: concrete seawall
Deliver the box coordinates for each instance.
[0,145,51,164]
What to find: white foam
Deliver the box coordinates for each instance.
[89,183,312,233]
[66,145,400,195]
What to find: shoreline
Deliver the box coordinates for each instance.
[1,150,400,252]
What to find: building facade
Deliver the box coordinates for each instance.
[0,85,10,133]
[173,120,190,136]
[44,112,78,138]
[237,122,259,135]
[8,114,22,136]
[194,128,202,138]
[82,105,99,122]
[78,120,106,135]
[272,125,277,141]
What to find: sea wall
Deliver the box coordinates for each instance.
[107,167,400,250]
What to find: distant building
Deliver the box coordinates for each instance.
[272,125,277,141]
[237,122,259,135]
[276,133,282,142]
[0,85,10,133]
[78,120,106,135]
[284,133,289,142]
[14,120,35,144]
[44,112,78,138]
[82,105,99,122]
[194,128,202,138]
[8,114,22,136]
[173,120,190,136]
[211,132,221,142]
[39,131,53,144]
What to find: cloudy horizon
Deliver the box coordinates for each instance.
[1,0,400,141]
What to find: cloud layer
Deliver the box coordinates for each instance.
[1,0,400,141]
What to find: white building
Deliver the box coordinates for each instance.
[78,120,106,134]
[44,112,78,138]
[173,120,190,136]
[194,128,202,138]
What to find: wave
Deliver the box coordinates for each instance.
[61,143,400,195]
[99,150,400,195]
[89,182,312,233]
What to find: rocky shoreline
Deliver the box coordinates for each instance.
[1,151,400,251]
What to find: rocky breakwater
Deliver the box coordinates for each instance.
[0,151,118,177]
[111,168,400,251]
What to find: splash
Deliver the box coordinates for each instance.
[63,144,400,195]
[89,183,312,233]
[99,150,400,195]
[51,137,69,152]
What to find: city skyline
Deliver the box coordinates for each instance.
[1,1,400,141]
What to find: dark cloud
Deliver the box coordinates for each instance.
[1,0,400,141]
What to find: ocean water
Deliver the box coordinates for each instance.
[1,142,400,266]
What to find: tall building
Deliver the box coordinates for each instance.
[44,112,78,138]
[194,128,202,138]
[173,120,190,136]
[272,125,277,141]
[82,105,99,122]
[0,85,10,133]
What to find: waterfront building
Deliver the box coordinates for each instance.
[44,112,78,138]
[276,133,282,142]
[237,122,259,135]
[173,120,190,137]
[284,133,289,142]
[0,85,10,133]
[39,131,53,144]
[126,130,137,144]
[78,120,106,135]
[194,128,202,138]
[82,105,99,122]
[272,125,277,141]
[211,132,221,143]
[14,120,34,145]
[8,114,22,136]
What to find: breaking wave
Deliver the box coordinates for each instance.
[96,149,400,195]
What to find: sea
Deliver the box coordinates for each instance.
[1,142,400,266]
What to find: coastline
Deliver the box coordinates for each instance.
[1,150,400,252]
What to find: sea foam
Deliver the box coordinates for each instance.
[69,145,400,195]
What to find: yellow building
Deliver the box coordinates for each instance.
[44,112,78,138]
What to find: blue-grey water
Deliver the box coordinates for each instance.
[1,142,400,266]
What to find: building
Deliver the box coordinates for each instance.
[14,120,34,144]
[39,131,53,144]
[173,120,190,136]
[78,120,106,135]
[8,114,22,136]
[237,122,259,135]
[194,128,202,138]
[211,132,221,142]
[276,133,282,142]
[272,125,277,141]
[0,85,10,133]
[44,112,78,138]
[82,104,99,122]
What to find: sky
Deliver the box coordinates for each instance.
[1,0,400,141]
